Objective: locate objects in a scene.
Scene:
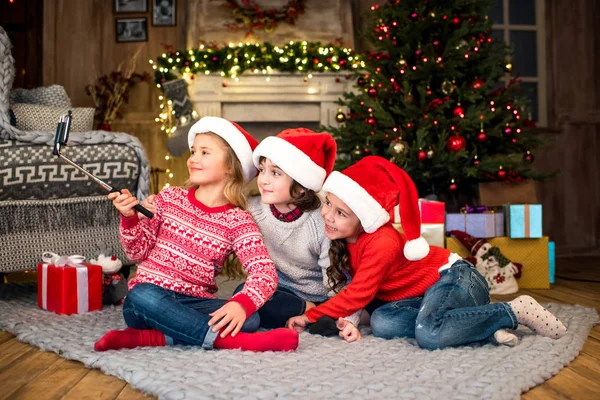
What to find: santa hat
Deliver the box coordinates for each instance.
[449,230,487,255]
[252,128,337,192]
[188,116,259,183]
[322,156,429,260]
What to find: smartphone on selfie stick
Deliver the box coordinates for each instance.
[53,111,154,218]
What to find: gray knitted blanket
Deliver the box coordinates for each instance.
[0,283,597,400]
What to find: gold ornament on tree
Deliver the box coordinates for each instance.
[389,139,409,156]
[335,108,346,123]
[441,79,455,95]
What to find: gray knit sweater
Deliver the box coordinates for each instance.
[248,196,331,302]
[248,197,361,327]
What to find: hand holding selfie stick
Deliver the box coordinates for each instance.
[53,111,154,218]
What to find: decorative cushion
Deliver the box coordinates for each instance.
[10,85,72,108]
[0,138,140,201]
[11,104,95,132]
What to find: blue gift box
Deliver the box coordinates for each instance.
[504,204,543,238]
[445,212,504,238]
[549,241,555,284]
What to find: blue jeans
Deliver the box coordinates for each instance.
[123,283,260,349]
[234,283,314,329]
[370,260,518,350]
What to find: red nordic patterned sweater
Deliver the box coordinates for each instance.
[122,186,277,316]
[305,223,457,322]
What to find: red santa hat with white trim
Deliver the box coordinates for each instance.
[188,116,259,183]
[252,128,337,192]
[322,156,429,260]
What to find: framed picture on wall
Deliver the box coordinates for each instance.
[114,0,148,13]
[152,0,176,26]
[116,18,148,42]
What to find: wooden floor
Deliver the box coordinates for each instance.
[0,259,599,399]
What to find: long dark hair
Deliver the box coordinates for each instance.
[326,239,352,293]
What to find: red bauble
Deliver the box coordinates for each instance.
[367,87,378,97]
[418,150,427,161]
[472,78,485,89]
[497,169,507,179]
[476,131,487,142]
[345,74,351,79]
[446,135,466,152]
[453,106,465,118]
[222,82,228,87]
[452,17,460,25]
[449,183,458,191]
[357,77,366,87]
[524,152,535,163]
[366,116,376,125]
[335,77,341,83]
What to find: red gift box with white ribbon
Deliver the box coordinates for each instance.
[37,252,103,315]
[391,199,446,247]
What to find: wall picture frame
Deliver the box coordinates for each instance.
[115,18,148,43]
[152,0,176,26]
[114,0,148,13]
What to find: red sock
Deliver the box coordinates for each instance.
[213,328,299,352]
[94,328,166,352]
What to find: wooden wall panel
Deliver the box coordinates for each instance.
[536,0,600,255]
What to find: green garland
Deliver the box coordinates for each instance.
[223,0,307,33]
[153,41,360,84]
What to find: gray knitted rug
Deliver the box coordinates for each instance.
[0,284,597,400]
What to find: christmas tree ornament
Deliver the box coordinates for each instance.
[353,145,361,156]
[449,230,522,295]
[497,167,507,179]
[476,130,487,142]
[473,154,480,165]
[456,39,468,49]
[389,139,409,156]
[367,86,378,97]
[366,114,376,125]
[335,108,346,123]
[504,124,512,135]
[524,150,535,163]
[426,148,434,159]
[472,78,485,89]
[452,17,461,25]
[449,178,457,191]
[453,104,465,118]
[357,77,366,87]
[446,134,466,152]
[222,82,228,87]
[441,80,455,95]
[417,149,427,161]
[504,61,513,73]
[396,58,407,67]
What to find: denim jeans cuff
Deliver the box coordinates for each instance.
[501,302,519,330]
[202,327,219,350]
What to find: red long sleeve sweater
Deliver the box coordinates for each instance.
[305,223,455,322]
[123,187,277,316]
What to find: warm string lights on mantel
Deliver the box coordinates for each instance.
[150,40,360,188]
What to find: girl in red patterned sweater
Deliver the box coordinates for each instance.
[287,156,567,349]
[94,117,298,352]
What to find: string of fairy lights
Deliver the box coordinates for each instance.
[149,41,361,188]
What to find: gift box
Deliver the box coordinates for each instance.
[446,210,504,238]
[392,199,445,247]
[37,252,103,315]
[549,241,555,284]
[446,236,550,289]
[504,204,543,238]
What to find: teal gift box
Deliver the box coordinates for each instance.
[549,241,555,284]
[504,204,543,238]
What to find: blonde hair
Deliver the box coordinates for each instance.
[187,132,249,279]
[186,132,248,209]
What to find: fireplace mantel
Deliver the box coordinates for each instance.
[188,73,353,127]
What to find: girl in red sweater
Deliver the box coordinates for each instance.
[287,156,567,349]
[94,117,298,352]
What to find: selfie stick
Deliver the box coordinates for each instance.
[53,111,154,218]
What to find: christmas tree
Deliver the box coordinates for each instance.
[325,0,550,204]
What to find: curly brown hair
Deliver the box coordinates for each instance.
[326,239,352,293]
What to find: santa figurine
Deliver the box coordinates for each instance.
[90,254,128,305]
[449,230,522,295]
